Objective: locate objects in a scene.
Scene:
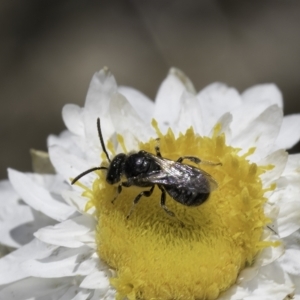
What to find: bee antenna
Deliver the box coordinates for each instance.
[97,118,111,163]
[71,166,108,185]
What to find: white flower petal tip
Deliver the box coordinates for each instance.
[110,92,154,146]
[259,149,288,186]
[21,245,98,278]
[62,190,95,215]
[34,215,96,248]
[118,86,154,122]
[234,232,284,287]
[84,68,117,111]
[80,270,110,290]
[224,262,295,300]
[277,201,300,238]
[242,83,283,108]
[0,179,58,248]
[0,239,58,285]
[276,114,300,149]
[0,206,33,249]
[0,181,30,248]
[197,83,241,135]
[257,237,284,267]
[209,112,233,140]
[279,233,300,277]
[0,179,19,202]
[169,67,197,94]
[153,68,195,131]
[62,104,84,136]
[282,153,300,176]
[176,91,204,135]
[232,104,283,161]
[48,145,97,188]
[8,169,76,222]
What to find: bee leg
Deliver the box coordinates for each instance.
[111,181,133,204]
[126,185,155,219]
[157,185,175,217]
[155,138,162,157]
[111,184,122,203]
[177,156,222,166]
[200,160,222,166]
[177,156,201,164]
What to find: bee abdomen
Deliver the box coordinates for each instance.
[165,186,210,206]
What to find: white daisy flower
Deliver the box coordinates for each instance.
[1,67,300,300]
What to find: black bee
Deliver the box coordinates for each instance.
[72,118,220,218]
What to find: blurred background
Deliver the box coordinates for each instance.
[1,0,300,179]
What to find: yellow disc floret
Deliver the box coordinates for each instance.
[85,120,275,300]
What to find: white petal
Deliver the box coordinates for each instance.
[0,277,72,300]
[82,69,117,151]
[237,234,283,284]
[90,288,115,300]
[220,261,293,300]
[278,231,300,276]
[0,175,57,248]
[50,123,101,165]
[276,114,300,149]
[254,237,284,267]
[259,150,288,187]
[62,104,84,136]
[8,169,76,222]
[84,68,117,112]
[0,239,58,284]
[80,270,110,290]
[230,100,281,140]
[208,112,233,141]
[264,202,279,221]
[231,105,283,161]
[9,169,75,221]
[241,262,293,300]
[48,130,83,160]
[197,83,241,135]
[58,286,91,300]
[0,180,36,247]
[282,153,300,176]
[109,92,154,149]
[62,190,93,215]
[236,266,259,284]
[175,91,204,135]
[218,284,249,300]
[0,180,19,204]
[0,202,33,247]
[118,86,154,122]
[269,176,300,205]
[289,273,300,298]
[22,246,98,278]
[27,173,69,196]
[9,210,55,248]
[35,215,96,248]
[153,68,194,132]
[277,201,300,238]
[242,84,283,108]
[49,145,97,188]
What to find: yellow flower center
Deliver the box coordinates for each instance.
[84,121,274,300]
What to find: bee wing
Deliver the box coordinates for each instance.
[193,167,219,192]
[138,154,218,193]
